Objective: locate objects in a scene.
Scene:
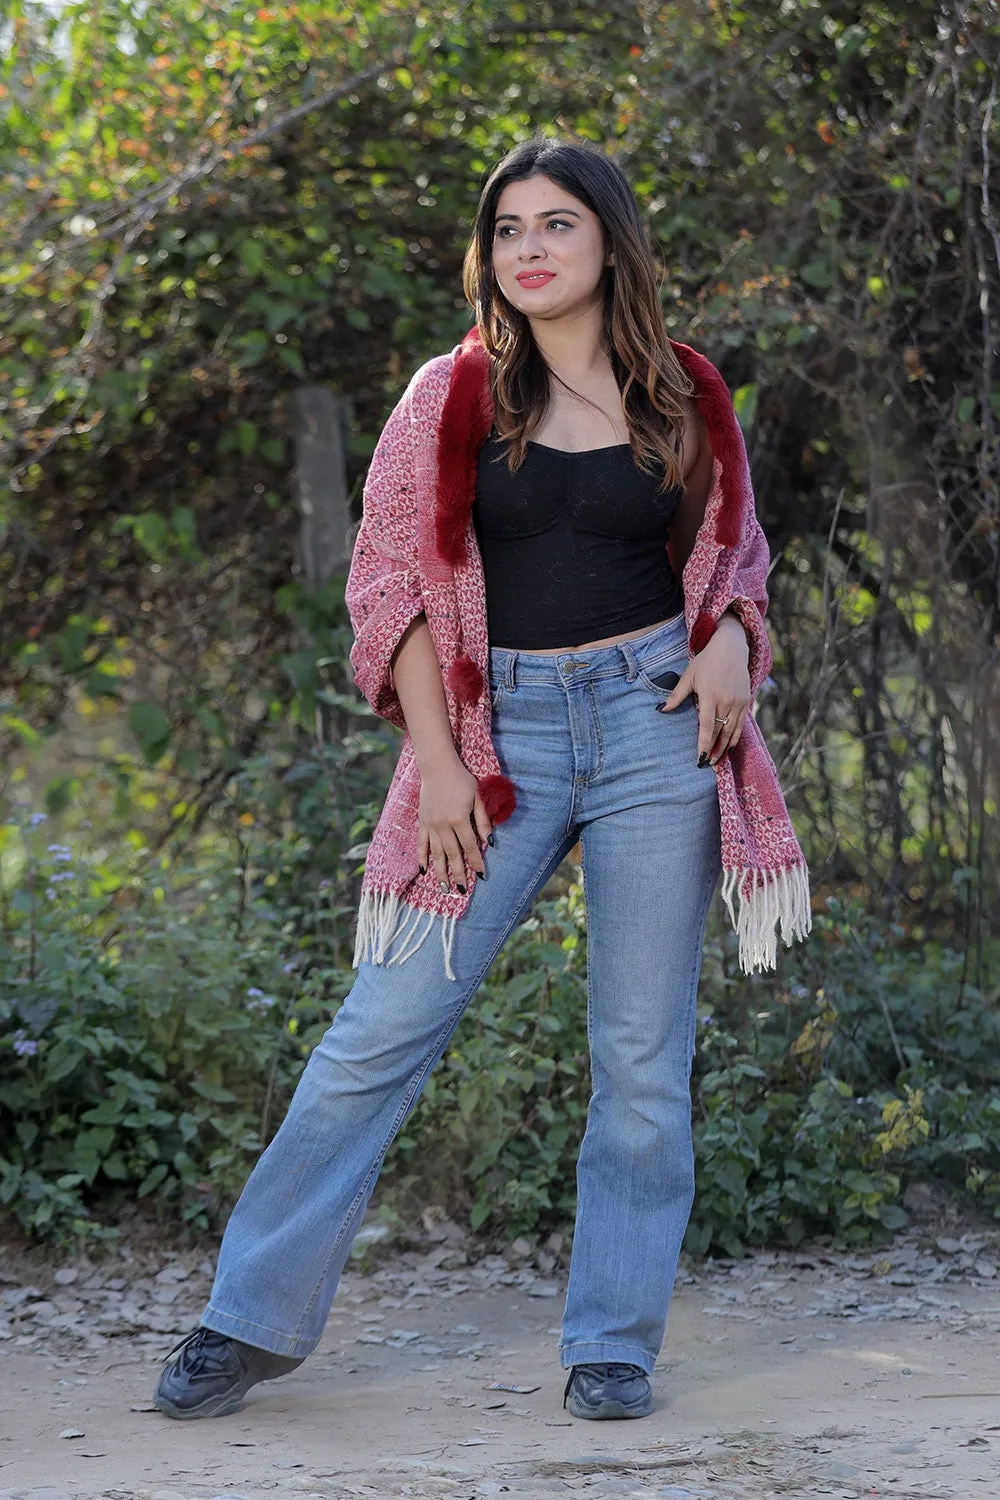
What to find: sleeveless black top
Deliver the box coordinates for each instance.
[472,434,685,649]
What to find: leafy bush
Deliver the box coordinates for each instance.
[3,805,999,1252]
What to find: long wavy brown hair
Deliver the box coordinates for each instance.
[462,137,694,490]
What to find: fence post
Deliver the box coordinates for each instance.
[292,387,352,742]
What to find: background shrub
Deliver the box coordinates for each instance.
[3,805,998,1252]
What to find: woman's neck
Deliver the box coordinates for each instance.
[528,303,610,382]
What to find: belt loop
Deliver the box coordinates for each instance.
[619,640,639,681]
[505,651,518,692]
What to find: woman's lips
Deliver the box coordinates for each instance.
[515,271,556,287]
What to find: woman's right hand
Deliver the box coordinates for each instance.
[417,757,493,893]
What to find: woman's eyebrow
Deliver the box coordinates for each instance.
[494,208,582,224]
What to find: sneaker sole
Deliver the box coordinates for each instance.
[154,1380,253,1421]
[566,1390,653,1420]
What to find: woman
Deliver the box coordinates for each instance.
[154,138,810,1424]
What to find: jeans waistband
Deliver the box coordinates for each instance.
[488,611,688,689]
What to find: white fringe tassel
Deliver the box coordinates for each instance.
[721,863,813,975]
[353,890,459,981]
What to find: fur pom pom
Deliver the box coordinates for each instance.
[477,772,517,825]
[689,610,717,655]
[447,652,485,704]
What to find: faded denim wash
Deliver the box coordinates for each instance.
[202,611,721,1374]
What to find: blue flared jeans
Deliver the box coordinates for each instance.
[201,612,721,1374]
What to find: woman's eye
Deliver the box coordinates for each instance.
[494,219,573,238]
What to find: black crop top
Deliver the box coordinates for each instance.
[472,434,685,649]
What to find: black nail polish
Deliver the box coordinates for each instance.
[456,882,467,895]
[418,864,426,875]
[487,832,495,847]
[698,752,710,768]
[475,869,485,880]
[655,700,668,712]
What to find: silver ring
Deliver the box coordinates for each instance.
[714,714,730,725]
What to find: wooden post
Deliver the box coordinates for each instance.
[292,387,352,742]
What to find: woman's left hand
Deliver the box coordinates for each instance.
[658,613,751,766]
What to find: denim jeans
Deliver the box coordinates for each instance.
[201,612,721,1374]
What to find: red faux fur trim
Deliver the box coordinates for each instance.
[668,341,745,549]
[690,610,717,655]
[434,335,494,567]
[447,653,485,705]
[477,772,517,825]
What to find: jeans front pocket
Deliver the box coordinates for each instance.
[633,645,690,697]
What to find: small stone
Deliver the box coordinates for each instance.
[527,1282,559,1299]
[2,1286,40,1309]
[438,1251,468,1270]
[509,1238,533,1260]
[59,1427,85,1439]
[936,1236,962,1254]
[53,1268,79,1286]
[157,1261,191,1281]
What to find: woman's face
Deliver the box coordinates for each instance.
[490,173,611,323]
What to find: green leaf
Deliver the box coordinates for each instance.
[278,346,306,378]
[801,261,832,288]
[239,238,266,276]
[137,1162,169,1197]
[732,383,758,432]
[1,714,41,747]
[129,702,171,762]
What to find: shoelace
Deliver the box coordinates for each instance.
[164,1326,233,1375]
[563,1361,645,1406]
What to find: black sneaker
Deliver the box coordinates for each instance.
[563,1361,653,1419]
[154,1327,305,1420]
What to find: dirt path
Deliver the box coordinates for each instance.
[3,1229,1000,1499]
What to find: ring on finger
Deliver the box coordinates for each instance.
[714,713,731,725]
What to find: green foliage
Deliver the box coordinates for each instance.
[4,811,999,1254]
[1,0,998,1255]
[2,0,997,936]
[686,901,1000,1253]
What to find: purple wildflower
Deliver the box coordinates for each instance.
[13,1031,38,1058]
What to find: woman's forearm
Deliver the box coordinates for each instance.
[390,614,462,773]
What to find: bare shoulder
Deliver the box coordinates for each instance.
[678,395,710,484]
